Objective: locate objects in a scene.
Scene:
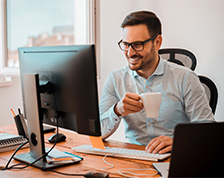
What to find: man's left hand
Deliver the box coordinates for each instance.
[145,135,173,154]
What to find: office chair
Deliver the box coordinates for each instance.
[159,48,217,114]
[198,75,218,114]
[159,48,197,71]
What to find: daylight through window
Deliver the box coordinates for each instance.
[6,0,92,68]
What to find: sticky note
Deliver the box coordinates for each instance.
[89,136,105,150]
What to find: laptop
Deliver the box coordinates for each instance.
[153,122,224,178]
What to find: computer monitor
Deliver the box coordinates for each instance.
[14,45,101,169]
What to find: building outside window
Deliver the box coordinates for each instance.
[0,0,96,74]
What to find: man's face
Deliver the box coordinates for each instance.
[122,24,158,73]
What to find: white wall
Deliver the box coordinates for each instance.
[0,76,23,126]
[0,0,223,142]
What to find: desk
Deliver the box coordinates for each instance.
[0,125,169,177]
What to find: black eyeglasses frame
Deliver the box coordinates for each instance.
[118,36,157,52]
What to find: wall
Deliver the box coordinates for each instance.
[0,0,223,142]
[0,76,23,126]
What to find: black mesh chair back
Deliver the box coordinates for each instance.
[198,75,218,114]
[159,48,197,71]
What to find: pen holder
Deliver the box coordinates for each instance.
[14,114,28,138]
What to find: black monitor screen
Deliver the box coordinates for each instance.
[18,45,101,137]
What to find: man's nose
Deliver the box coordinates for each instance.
[127,45,137,57]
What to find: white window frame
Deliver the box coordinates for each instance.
[0,0,17,75]
[0,0,100,78]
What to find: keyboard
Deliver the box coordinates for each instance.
[0,136,29,153]
[72,144,171,161]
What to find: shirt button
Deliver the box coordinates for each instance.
[148,123,151,126]
[146,86,149,89]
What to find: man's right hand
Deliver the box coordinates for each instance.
[114,92,143,116]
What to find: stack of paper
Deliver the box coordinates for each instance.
[45,148,82,164]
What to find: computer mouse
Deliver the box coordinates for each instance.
[48,133,66,143]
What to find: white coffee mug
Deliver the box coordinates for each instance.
[140,92,162,118]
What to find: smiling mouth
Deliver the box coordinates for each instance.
[130,57,141,63]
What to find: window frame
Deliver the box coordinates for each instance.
[0,0,100,77]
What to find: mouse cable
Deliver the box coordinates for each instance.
[3,116,60,170]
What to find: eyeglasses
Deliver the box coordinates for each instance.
[118,36,157,52]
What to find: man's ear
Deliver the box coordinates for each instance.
[155,35,162,50]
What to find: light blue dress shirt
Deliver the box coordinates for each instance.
[99,58,215,146]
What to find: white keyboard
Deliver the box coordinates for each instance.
[72,144,171,161]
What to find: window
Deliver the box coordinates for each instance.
[0,0,98,76]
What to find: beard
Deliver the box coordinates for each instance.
[127,45,157,72]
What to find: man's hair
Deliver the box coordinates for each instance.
[121,11,162,37]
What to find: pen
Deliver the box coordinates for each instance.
[63,151,83,160]
[10,109,16,117]
[18,108,21,114]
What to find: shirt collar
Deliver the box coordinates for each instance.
[131,57,165,78]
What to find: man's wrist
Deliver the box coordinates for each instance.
[114,103,121,116]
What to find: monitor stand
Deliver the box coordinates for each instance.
[14,74,74,170]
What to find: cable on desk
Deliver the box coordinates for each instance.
[1,116,60,170]
[117,168,158,178]
[1,139,29,170]
[102,154,114,169]
[101,154,159,178]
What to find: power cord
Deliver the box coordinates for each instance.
[1,139,29,170]
[1,116,60,170]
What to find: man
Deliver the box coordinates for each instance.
[99,11,215,154]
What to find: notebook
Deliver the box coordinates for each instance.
[0,133,29,152]
[153,122,224,178]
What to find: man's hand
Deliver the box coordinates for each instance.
[114,92,143,116]
[145,135,173,154]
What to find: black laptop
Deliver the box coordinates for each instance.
[153,122,224,178]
